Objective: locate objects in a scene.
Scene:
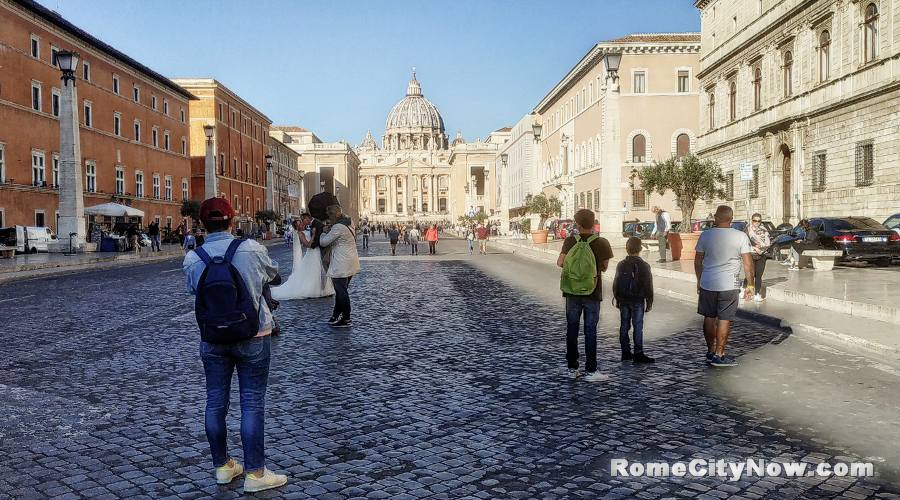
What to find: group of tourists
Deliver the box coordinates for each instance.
[379,223,440,255]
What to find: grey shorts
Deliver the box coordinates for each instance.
[698,288,740,321]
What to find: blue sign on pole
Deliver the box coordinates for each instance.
[468,211,475,217]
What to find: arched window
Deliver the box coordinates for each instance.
[783,51,793,97]
[729,81,737,121]
[633,135,646,163]
[587,140,594,166]
[865,4,878,62]
[574,146,580,171]
[753,68,762,111]
[677,134,691,157]
[709,92,716,129]
[820,30,831,81]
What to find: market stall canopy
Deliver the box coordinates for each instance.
[84,202,145,217]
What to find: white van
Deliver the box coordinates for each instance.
[0,225,58,253]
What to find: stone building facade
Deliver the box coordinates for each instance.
[0,0,193,232]
[170,78,271,235]
[534,34,700,232]
[694,0,900,223]
[267,135,301,221]
[354,71,504,223]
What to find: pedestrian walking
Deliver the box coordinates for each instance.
[175,222,186,247]
[388,225,399,255]
[694,205,755,367]
[612,237,655,363]
[319,205,360,328]
[361,223,370,249]
[284,225,292,246]
[465,225,475,255]
[558,209,614,381]
[425,224,439,255]
[147,220,161,252]
[650,206,671,262]
[475,222,489,255]
[744,213,770,299]
[408,225,420,255]
[183,229,197,252]
[182,197,287,493]
[127,223,140,253]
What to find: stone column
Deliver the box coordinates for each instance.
[371,175,377,214]
[205,134,217,200]
[56,71,86,252]
[599,76,624,244]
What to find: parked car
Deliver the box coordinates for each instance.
[730,220,788,241]
[0,225,58,253]
[768,217,900,264]
[623,221,654,239]
[545,219,574,239]
[671,219,711,232]
[883,214,900,237]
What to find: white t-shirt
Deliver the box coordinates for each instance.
[695,227,751,291]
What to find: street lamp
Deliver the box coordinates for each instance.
[500,153,508,166]
[55,49,87,253]
[203,124,216,199]
[532,122,542,142]
[265,154,274,211]
[603,52,622,83]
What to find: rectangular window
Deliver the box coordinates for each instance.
[50,45,59,67]
[180,108,185,123]
[152,127,158,147]
[631,189,647,209]
[112,75,120,94]
[31,81,41,111]
[633,71,646,93]
[164,131,170,151]
[134,120,141,142]
[31,151,45,186]
[725,172,734,200]
[677,70,690,92]
[135,171,144,197]
[115,167,125,195]
[82,60,90,82]
[30,35,39,58]
[133,85,140,103]
[163,99,169,115]
[165,176,172,200]
[52,154,59,188]
[855,140,874,187]
[151,94,157,110]
[181,137,186,155]
[152,174,160,199]
[182,178,188,200]
[51,88,60,117]
[594,189,600,210]
[220,153,225,175]
[751,165,760,198]
[35,211,45,227]
[218,103,223,121]
[586,191,593,210]
[83,101,92,127]
[812,151,826,192]
[113,113,121,135]
[0,145,5,182]
[85,161,96,192]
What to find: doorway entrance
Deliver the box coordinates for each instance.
[782,147,791,223]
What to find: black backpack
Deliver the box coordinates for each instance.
[193,239,259,344]
[615,260,642,302]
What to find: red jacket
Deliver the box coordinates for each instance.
[425,228,439,242]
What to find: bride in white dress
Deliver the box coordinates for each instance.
[271,224,334,299]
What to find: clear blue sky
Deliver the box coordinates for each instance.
[41,0,700,144]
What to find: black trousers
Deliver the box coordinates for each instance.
[429,241,436,254]
[743,256,766,294]
[332,276,352,319]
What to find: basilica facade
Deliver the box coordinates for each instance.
[356,71,507,223]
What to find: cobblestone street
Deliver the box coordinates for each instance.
[1,237,899,499]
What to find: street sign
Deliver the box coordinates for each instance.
[622,202,627,214]
[739,163,754,181]
[469,211,475,217]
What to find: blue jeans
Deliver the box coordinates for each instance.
[149,235,160,251]
[200,336,270,470]
[566,295,600,373]
[618,302,645,354]
[362,235,369,248]
[467,239,474,253]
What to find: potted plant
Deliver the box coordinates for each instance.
[638,154,725,260]
[255,209,279,239]
[180,199,201,230]
[524,193,562,244]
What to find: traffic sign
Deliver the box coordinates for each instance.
[739,163,754,181]
[468,211,475,217]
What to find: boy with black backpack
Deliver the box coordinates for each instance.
[557,209,614,382]
[182,198,288,493]
[612,237,656,363]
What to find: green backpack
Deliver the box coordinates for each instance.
[560,234,598,295]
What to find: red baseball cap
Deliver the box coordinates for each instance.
[199,197,235,221]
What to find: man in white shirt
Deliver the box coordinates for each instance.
[694,205,754,367]
[651,206,671,262]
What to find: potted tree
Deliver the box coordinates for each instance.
[638,154,725,260]
[255,209,279,240]
[524,193,562,244]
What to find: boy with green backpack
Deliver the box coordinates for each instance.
[557,209,614,381]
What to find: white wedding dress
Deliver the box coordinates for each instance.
[271,229,334,299]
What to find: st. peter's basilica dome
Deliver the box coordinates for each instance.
[382,70,448,150]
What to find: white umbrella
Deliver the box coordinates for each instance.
[84,202,145,217]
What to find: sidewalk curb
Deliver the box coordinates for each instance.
[491,238,900,359]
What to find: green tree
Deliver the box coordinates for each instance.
[255,209,279,224]
[457,214,473,225]
[180,199,201,224]
[638,154,726,232]
[473,211,489,223]
[524,193,562,230]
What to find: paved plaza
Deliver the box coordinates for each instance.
[1,237,899,499]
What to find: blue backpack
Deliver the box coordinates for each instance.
[193,239,259,344]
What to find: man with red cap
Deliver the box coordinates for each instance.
[182,197,287,493]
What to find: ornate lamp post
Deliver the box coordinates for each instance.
[203,124,216,199]
[598,51,624,242]
[265,154,274,211]
[55,49,86,253]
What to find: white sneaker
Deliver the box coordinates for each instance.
[583,372,610,382]
[754,294,764,302]
[566,368,581,379]
[243,468,287,493]
[215,459,243,484]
